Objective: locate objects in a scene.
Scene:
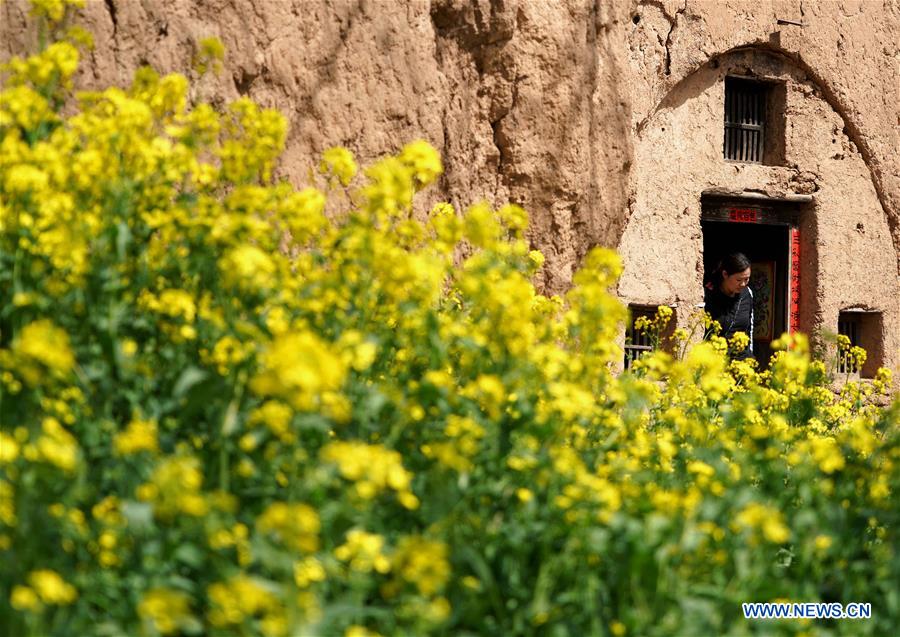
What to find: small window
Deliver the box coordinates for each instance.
[837,313,860,374]
[838,310,883,378]
[624,307,654,369]
[624,305,676,369]
[723,77,786,165]
[724,78,766,162]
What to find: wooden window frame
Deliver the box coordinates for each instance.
[724,78,766,163]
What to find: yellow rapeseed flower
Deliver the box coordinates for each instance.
[113,417,159,455]
[256,502,320,552]
[29,0,84,23]
[27,570,77,605]
[138,456,207,519]
[809,436,845,474]
[13,320,75,382]
[319,147,358,186]
[392,536,450,595]
[251,331,346,410]
[10,586,40,611]
[31,417,79,472]
[320,440,417,507]
[293,557,327,587]
[0,433,20,463]
[398,140,442,188]
[734,503,790,544]
[220,244,277,292]
[345,626,383,637]
[138,588,193,635]
[334,529,391,573]
[207,575,281,628]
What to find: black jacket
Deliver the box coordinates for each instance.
[703,283,754,360]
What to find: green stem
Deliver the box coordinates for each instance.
[37,20,47,52]
[218,373,247,492]
[219,442,229,493]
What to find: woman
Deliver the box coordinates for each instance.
[704,252,755,361]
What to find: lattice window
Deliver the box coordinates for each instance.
[624,306,655,370]
[837,312,860,374]
[724,78,767,163]
[837,310,883,377]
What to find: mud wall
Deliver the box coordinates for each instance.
[1,0,633,294]
[2,0,898,353]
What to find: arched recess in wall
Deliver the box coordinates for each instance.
[626,44,899,271]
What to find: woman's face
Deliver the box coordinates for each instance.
[721,267,751,296]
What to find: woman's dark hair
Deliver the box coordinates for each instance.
[707,252,751,283]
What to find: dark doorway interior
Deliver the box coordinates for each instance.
[701,220,790,366]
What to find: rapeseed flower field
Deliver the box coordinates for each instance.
[1,2,897,636]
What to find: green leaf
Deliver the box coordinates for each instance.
[168,575,198,593]
[92,622,129,637]
[173,366,209,399]
[174,543,204,568]
[115,221,131,260]
[221,397,240,436]
[121,500,154,532]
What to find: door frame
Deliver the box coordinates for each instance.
[700,195,804,339]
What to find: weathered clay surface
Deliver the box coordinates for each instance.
[1,0,633,294]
